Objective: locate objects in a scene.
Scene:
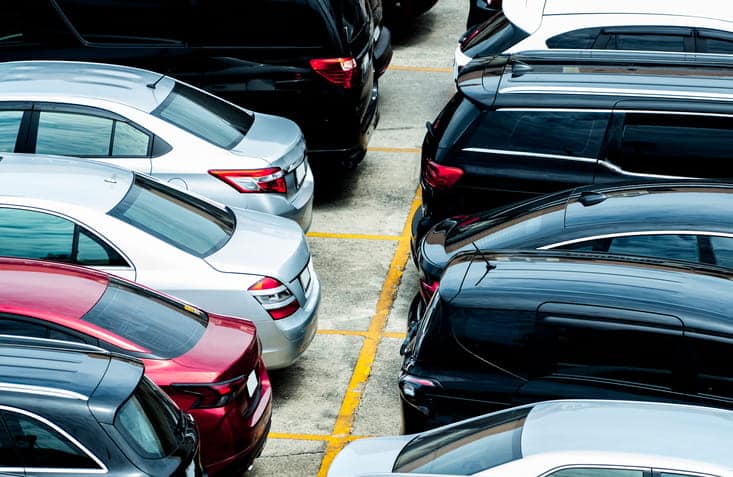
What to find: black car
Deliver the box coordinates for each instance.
[1,0,381,168]
[400,250,733,432]
[0,336,202,476]
[414,50,733,241]
[414,181,733,305]
[367,0,394,76]
[466,0,500,29]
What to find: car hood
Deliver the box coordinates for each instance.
[231,112,306,171]
[205,207,309,281]
[327,435,412,477]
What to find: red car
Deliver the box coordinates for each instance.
[0,258,271,475]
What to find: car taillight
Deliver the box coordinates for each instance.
[423,160,463,191]
[249,277,300,320]
[399,374,439,398]
[418,278,439,303]
[309,57,357,88]
[209,168,287,194]
[173,375,247,409]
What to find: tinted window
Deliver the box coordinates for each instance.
[468,111,609,158]
[394,407,528,474]
[546,28,601,49]
[2,410,99,469]
[115,377,181,459]
[36,112,113,156]
[0,315,91,344]
[462,11,530,57]
[557,234,700,263]
[606,33,688,52]
[0,1,76,48]
[549,469,644,477]
[698,29,733,54]
[613,113,733,178]
[688,334,733,398]
[82,278,208,359]
[154,82,253,149]
[0,208,127,266]
[0,111,23,152]
[109,175,235,257]
[710,236,733,268]
[112,122,150,156]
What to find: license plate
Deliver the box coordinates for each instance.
[246,370,258,398]
[295,161,306,188]
[300,264,312,293]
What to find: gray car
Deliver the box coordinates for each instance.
[329,400,733,477]
[0,154,319,369]
[0,60,314,230]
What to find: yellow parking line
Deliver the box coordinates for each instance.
[368,146,421,154]
[388,65,453,73]
[383,331,407,340]
[317,189,422,476]
[268,432,370,442]
[306,232,400,241]
[317,329,369,337]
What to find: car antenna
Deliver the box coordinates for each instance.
[472,242,496,285]
[146,73,166,89]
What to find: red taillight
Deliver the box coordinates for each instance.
[309,57,357,88]
[423,160,463,191]
[249,277,299,320]
[173,375,248,409]
[209,168,287,194]
[419,278,439,303]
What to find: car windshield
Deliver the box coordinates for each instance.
[109,174,235,257]
[393,407,529,474]
[153,82,253,149]
[82,278,209,359]
[114,377,182,459]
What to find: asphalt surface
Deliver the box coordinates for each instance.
[249,1,465,475]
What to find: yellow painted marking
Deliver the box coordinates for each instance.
[317,189,422,476]
[268,432,371,443]
[317,329,369,337]
[383,331,407,340]
[307,232,400,241]
[368,146,421,154]
[388,65,453,73]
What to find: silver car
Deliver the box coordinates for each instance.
[0,60,314,230]
[0,154,319,369]
[329,400,733,477]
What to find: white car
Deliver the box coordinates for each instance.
[329,400,733,477]
[454,0,733,78]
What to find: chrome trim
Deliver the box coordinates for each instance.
[462,147,598,164]
[0,405,108,473]
[616,109,733,118]
[540,464,649,477]
[0,382,88,401]
[541,230,733,250]
[596,160,698,180]
[496,108,614,113]
[260,295,297,310]
[499,85,733,102]
[249,285,288,296]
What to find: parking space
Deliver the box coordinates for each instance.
[250,1,464,475]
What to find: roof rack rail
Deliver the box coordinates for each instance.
[512,49,733,68]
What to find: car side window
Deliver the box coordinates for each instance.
[605,33,688,52]
[0,208,128,266]
[467,111,609,158]
[0,315,91,344]
[546,28,601,49]
[548,468,646,477]
[697,29,733,54]
[1,410,100,470]
[611,113,733,178]
[553,235,700,263]
[35,111,150,157]
[0,111,23,152]
[709,236,733,268]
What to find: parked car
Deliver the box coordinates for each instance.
[329,399,733,477]
[466,0,501,29]
[0,336,204,476]
[0,60,314,231]
[0,258,271,475]
[401,250,733,432]
[0,154,320,370]
[415,50,733,242]
[0,0,380,168]
[455,0,733,77]
[367,0,394,76]
[414,181,733,305]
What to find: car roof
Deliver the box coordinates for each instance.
[0,153,134,212]
[542,0,733,19]
[443,251,733,330]
[0,257,109,321]
[523,400,733,468]
[0,61,176,113]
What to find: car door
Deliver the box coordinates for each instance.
[515,303,686,406]
[29,104,152,173]
[0,206,136,281]
[597,105,733,183]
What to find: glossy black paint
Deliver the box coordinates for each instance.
[415,51,733,242]
[400,250,733,433]
[0,0,379,165]
[366,0,394,76]
[466,0,500,29]
[0,341,202,476]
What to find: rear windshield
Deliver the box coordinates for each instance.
[153,82,253,149]
[83,278,209,359]
[115,377,182,459]
[109,174,235,257]
[393,407,529,474]
[462,11,529,56]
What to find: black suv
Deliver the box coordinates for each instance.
[0,337,202,476]
[1,0,381,167]
[400,250,733,432]
[415,50,733,240]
